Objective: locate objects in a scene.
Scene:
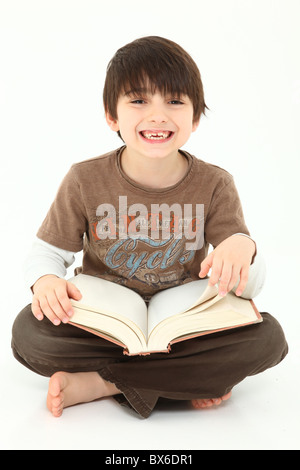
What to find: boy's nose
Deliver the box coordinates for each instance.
[147,105,168,123]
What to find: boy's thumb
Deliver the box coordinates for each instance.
[67,282,82,300]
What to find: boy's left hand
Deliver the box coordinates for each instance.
[199,235,256,297]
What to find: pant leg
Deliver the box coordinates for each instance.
[11,304,129,376]
[12,305,288,418]
[100,312,288,415]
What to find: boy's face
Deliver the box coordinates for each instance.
[106,87,199,161]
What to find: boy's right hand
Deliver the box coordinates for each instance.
[31,275,82,326]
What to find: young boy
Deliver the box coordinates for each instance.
[12,36,288,418]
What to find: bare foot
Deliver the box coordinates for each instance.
[47,371,120,417]
[191,391,232,409]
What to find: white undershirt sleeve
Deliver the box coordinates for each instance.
[23,237,77,290]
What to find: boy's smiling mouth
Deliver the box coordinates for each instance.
[139,130,174,142]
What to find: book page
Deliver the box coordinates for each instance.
[148,293,261,351]
[147,279,218,335]
[69,274,148,338]
[70,307,146,354]
[220,293,260,320]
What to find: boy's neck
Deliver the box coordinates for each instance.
[120,147,188,189]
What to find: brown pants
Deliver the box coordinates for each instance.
[11,304,288,418]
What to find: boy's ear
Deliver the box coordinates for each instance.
[105,112,119,132]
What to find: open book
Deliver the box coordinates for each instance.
[68,274,262,356]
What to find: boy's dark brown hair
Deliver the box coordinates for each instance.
[103,36,208,139]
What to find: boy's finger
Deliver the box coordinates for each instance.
[208,258,223,287]
[39,296,62,326]
[67,282,82,300]
[55,285,75,317]
[46,291,70,323]
[235,266,249,296]
[227,265,242,293]
[199,253,213,278]
[218,263,233,296]
[31,297,44,321]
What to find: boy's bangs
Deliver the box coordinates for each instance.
[121,68,189,99]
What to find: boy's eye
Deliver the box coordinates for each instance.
[130,99,184,105]
[169,99,184,105]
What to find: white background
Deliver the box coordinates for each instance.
[0,0,299,450]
